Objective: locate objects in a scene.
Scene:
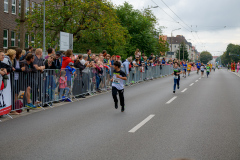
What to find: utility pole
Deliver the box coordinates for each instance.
[43,0,46,55]
[20,0,25,50]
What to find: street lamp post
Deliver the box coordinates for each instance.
[171,28,181,58]
[43,0,46,55]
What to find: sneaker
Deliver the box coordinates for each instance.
[65,98,72,102]
[121,106,125,112]
[173,91,175,93]
[115,103,118,109]
[177,86,180,89]
[26,103,36,109]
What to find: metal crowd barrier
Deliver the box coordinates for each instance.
[9,65,173,113]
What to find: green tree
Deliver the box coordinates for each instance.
[176,43,189,61]
[115,2,166,57]
[200,51,213,64]
[17,0,130,55]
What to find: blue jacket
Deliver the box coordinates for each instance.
[66,66,76,81]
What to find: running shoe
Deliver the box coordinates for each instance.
[26,103,36,109]
[173,91,175,93]
[121,106,125,112]
[177,85,180,89]
[115,103,118,109]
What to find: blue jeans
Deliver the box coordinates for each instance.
[173,78,180,91]
[59,87,70,99]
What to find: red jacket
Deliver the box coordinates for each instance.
[61,57,74,69]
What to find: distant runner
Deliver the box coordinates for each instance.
[187,63,192,76]
[111,61,127,112]
[206,63,210,78]
[172,62,182,93]
[200,63,205,78]
[196,61,201,74]
[182,61,187,78]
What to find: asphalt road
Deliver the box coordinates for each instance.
[1,69,240,160]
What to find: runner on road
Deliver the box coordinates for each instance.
[182,61,187,78]
[200,63,205,78]
[196,61,201,74]
[111,61,127,112]
[209,63,212,72]
[187,62,192,76]
[172,62,182,93]
[206,63,210,78]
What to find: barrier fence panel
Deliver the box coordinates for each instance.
[8,64,175,113]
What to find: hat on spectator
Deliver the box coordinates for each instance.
[68,62,74,66]
[116,55,121,58]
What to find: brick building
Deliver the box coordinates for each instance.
[0,0,43,52]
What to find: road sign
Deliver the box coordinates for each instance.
[60,31,73,51]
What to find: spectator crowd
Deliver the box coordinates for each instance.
[0,47,195,116]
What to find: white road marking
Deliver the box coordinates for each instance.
[199,78,201,79]
[166,96,177,104]
[190,83,194,86]
[195,80,198,82]
[181,88,188,93]
[129,115,155,133]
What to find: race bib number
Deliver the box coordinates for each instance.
[113,78,120,84]
[174,76,178,79]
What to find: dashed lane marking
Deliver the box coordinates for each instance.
[129,115,155,133]
[190,83,194,86]
[181,88,188,93]
[166,96,177,104]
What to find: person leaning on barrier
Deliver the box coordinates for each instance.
[45,55,56,69]
[11,48,24,115]
[20,53,38,109]
[33,48,45,72]
[54,52,61,69]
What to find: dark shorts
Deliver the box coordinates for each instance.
[201,70,204,72]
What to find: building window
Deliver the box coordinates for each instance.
[25,34,29,48]
[175,45,176,48]
[26,0,29,14]
[12,0,16,14]
[19,0,21,15]
[31,35,34,45]
[3,30,8,49]
[32,2,35,11]
[11,31,15,46]
[4,0,8,13]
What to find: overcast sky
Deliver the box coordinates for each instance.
[110,0,240,56]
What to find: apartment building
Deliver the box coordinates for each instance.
[0,0,42,51]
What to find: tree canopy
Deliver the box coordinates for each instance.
[200,51,213,64]
[115,2,168,57]
[16,1,168,58]
[220,43,240,65]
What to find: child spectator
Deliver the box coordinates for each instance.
[59,70,70,99]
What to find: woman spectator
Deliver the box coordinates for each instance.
[4,49,16,70]
[61,49,74,69]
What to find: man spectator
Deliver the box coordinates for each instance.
[149,53,154,60]
[20,53,37,109]
[87,49,92,61]
[33,48,45,72]
[45,48,53,60]
[54,51,61,69]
